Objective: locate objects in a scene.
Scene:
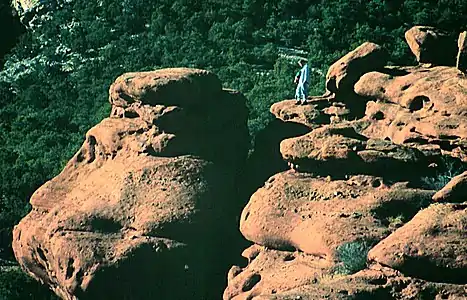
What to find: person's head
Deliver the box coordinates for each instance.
[298,59,308,67]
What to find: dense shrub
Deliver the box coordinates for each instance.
[421,157,466,190]
[0,266,58,300]
[335,240,373,275]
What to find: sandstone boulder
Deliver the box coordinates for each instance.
[270,95,352,129]
[13,68,249,300]
[109,69,249,168]
[240,171,433,259]
[279,123,426,179]
[368,203,467,284]
[326,42,387,94]
[457,31,467,73]
[223,245,332,300]
[433,171,467,203]
[355,66,467,161]
[405,26,457,65]
[109,68,222,108]
[225,253,467,300]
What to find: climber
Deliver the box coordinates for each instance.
[294,58,310,105]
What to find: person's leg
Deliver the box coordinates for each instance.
[295,84,301,104]
[301,84,309,105]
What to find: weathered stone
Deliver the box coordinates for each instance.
[433,171,467,203]
[279,123,427,179]
[13,68,249,300]
[368,203,467,284]
[355,66,467,161]
[240,171,433,258]
[457,31,467,73]
[405,26,457,65]
[270,95,335,128]
[326,42,387,94]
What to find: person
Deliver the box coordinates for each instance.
[294,59,310,105]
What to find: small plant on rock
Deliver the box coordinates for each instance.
[334,240,373,275]
[421,157,466,190]
[387,214,405,230]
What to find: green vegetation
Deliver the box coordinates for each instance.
[1,0,467,296]
[0,266,58,300]
[334,240,373,275]
[387,214,405,230]
[421,157,466,190]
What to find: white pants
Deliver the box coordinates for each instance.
[295,83,308,101]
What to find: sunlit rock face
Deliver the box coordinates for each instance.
[13,68,249,300]
[225,33,467,299]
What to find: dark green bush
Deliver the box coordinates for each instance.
[421,157,467,190]
[335,240,373,275]
[0,266,58,300]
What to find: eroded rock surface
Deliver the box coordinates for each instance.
[280,123,427,178]
[405,26,457,66]
[13,68,249,300]
[226,250,467,300]
[240,171,433,258]
[458,31,467,73]
[355,66,467,161]
[226,34,467,300]
[326,42,388,94]
[369,203,467,284]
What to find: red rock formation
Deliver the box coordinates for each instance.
[405,26,457,66]
[433,171,467,203]
[458,31,467,73]
[368,203,467,284]
[13,68,249,300]
[240,171,432,258]
[355,65,467,161]
[326,42,387,95]
[226,35,467,299]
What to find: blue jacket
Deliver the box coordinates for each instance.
[298,64,310,86]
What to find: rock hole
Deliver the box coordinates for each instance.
[88,135,97,146]
[286,113,299,120]
[36,247,47,262]
[408,95,429,112]
[242,273,261,292]
[369,277,388,285]
[244,211,250,221]
[379,87,386,93]
[66,258,75,280]
[401,84,411,91]
[371,179,381,188]
[90,217,123,233]
[124,110,139,118]
[76,150,85,163]
[372,111,385,120]
[86,135,97,163]
[283,254,296,262]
